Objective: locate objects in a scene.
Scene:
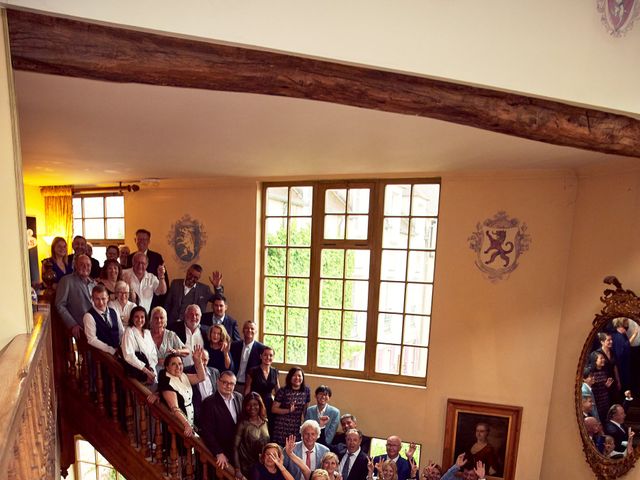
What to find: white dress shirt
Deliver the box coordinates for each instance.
[83,307,124,355]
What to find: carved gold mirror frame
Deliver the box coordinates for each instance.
[576,276,640,479]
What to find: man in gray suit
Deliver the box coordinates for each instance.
[164,264,223,326]
[284,420,330,480]
[55,254,97,338]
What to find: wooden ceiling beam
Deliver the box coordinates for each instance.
[6,9,640,158]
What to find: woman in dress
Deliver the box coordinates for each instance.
[108,280,136,325]
[121,306,158,385]
[158,347,205,437]
[251,443,295,480]
[246,346,280,426]
[271,367,310,446]
[98,259,122,299]
[234,392,271,480]
[205,324,233,372]
[591,332,621,395]
[43,236,72,285]
[591,351,615,422]
[463,423,499,476]
[150,306,189,370]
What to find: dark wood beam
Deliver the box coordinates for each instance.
[6,9,640,158]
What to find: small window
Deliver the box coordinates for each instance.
[73,194,125,264]
[74,436,127,479]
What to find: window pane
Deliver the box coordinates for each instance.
[401,346,428,377]
[264,277,286,305]
[320,279,343,308]
[342,311,367,341]
[407,251,435,283]
[78,463,97,478]
[289,187,313,216]
[318,339,340,368]
[73,219,83,237]
[325,189,346,213]
[92,247,107,266]
[346,215,368,240]
[344,280,368,310]
[264,307,285,333]
[341,342,365,370]
[345,250,370,279]
[406,283,433,315]
[411,184,440,216]
[286,337,307,365]
[264,335,284,362]
[265,218,288,246]
[324,215,345,239]
[84,219,105,239]
[287,308,308,335]
[409,218,438,250]
[265,248,286,276]
[403,315,430,346]
[73,198,82,219]
[98,466,115,479]
[77,439,95,462]
[96,450,110,466]
[384,184,411,216]
[321,249,344,278]
[106,218,125,239]
[105,196,124,217]
[318,310,341,338]
[375,344,400,374]
[288,248,310,277]
[289,218,312,246]
[266,187,288,216]
[83,197,104,218]
[382,218,408,248]
[381,250,407,281]
[379,282,405,313]
[347,188,370,214]
[287,278,309,307]
[377,313,403,344]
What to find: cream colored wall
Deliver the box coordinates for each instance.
[0,10,32,345]
[541,164,640,479]
[126,171,576,479]
[123,180,260,321]
[4,0,639,115]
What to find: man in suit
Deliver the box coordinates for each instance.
[605,404,629,452]
[164,264,224,326]
[337,429,369,480]
[127,228,169,308]
[581,366,599,420]
[185,348,219,426]
[200,370,243,470]
[67,235,100,279]
[372,435,415,480]
[284,419,330,480]
[230,320,264,392]
[305,385,341,446]
[55,254,97,338]
[331,414,371,455]
[171,304,207,367]
[82,284,123,355]
[201,293,240,341]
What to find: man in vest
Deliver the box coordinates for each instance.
[83,284,124,355]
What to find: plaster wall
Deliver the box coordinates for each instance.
[124,171,576,479]
[4,0,639,115]
[541,165,640,479]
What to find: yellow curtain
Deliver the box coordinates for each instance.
[40,186,73,252]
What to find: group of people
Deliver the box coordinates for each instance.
[581,317,639,458]
[51,228,489,480]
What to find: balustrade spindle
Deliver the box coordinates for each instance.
[154,417,163,464]
[95,360,105,413]
[80,349,90,395]
[169,431,179,479]
[185,446,194,480]
[140,400,150,458]
[110,376,118,421]
[125,391,135,446]
[67,337,76,379]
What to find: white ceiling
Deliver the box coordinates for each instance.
[15,71,627,187]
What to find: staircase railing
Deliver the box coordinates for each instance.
[50,299,236,480]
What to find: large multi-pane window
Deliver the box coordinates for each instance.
[72,195,125,264]
[260,180,440,385]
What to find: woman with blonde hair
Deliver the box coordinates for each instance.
[149,306,189,368]
[252,443,295,480]
[205,323,233,372]
[368,460,397,480]
[43,236,72,285]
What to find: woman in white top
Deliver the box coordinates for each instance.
[121,305,158,385]
[150,306,189,371]
[108,280,136,325]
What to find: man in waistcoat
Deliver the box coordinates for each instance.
[83,284,124,355]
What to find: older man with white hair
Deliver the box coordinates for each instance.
[121,251,166,312]
[284,419,330,480]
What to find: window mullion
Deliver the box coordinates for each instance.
[366,181,384,380]
[306,183,324,373]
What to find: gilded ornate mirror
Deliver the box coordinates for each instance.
[577,276,640,479]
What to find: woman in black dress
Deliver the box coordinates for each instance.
[251,443,295,480]
[271,367,310,446]
[246,346,280,428]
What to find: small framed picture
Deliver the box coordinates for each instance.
[442,399,523,480]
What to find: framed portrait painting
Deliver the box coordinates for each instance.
[442,399,522,480]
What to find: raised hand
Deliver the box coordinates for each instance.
[455,453,466,468]
[606,377,614,388]
[406,442,417,458]
[367,457,374,475]
[209,270,223,288]
[474,461,485,479]
[222,340,230,354]
[285,434,296,456]
[192,344,204,362]
[319,415,330,427]
[157,264,166,278]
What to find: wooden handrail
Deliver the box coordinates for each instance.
[0,311,56,478]
[50,299,237,480]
